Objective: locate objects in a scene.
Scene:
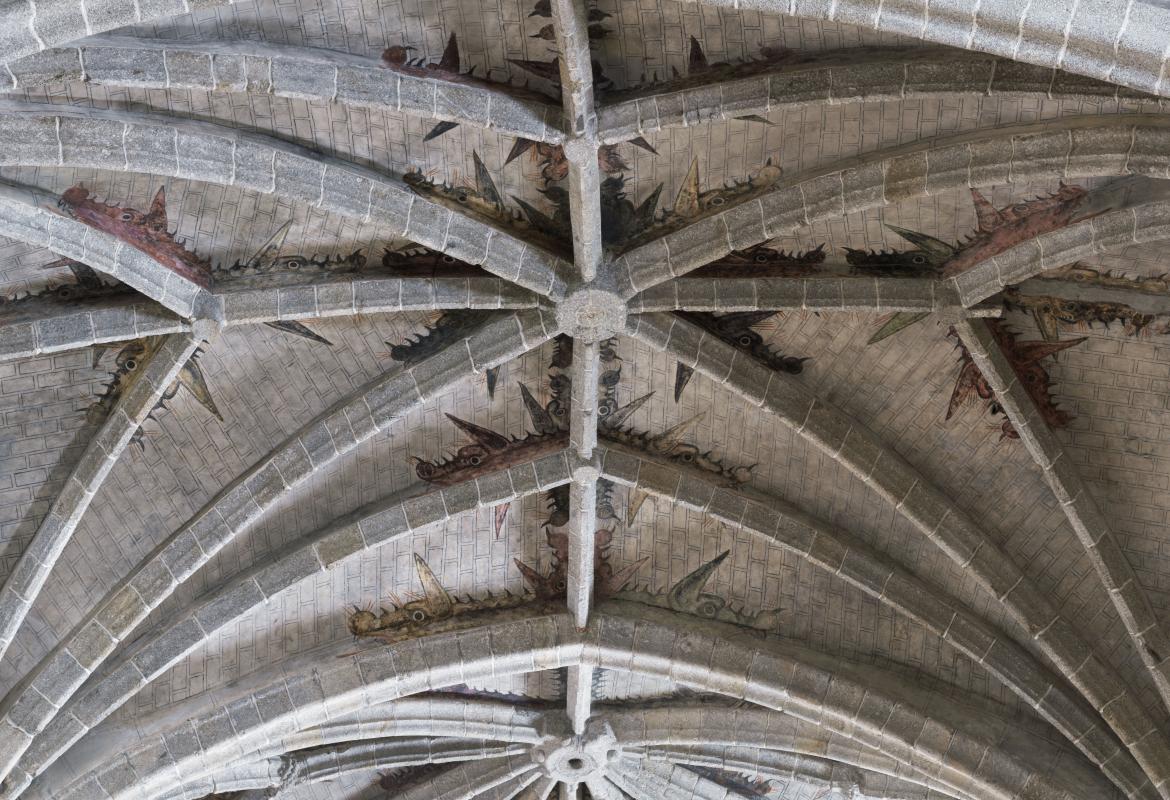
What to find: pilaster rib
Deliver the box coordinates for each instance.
[0,103,572,301]
[613,116,1170,301]
[954,319,1170,716]
[665,0,1170,101]
[0,297,188,363]
[581,777,622,800]
[626,310,1170,797]
[0,334,199,663]
[595,444,1154,800]
[27,610,1113,800]
[609,758,757,800]
[565,338,601,731]
[549,0,602,281]
[596,48,1157,144]
[2,36,563,143]
[6,457,569,797]
[0,183,208,318]
[0,309,558,797]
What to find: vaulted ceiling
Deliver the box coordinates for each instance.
[2,2,1170,800]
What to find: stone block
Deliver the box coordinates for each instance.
[162,51,214,90]
[768,67,831,106]
[255,548,322,597]
[319,166,373,220]
[270,57,334,99]
[233,138,277,192]
[336,65,397,108]
[194,578,265,630]
[132,617,204,677]
[315,524,365,567]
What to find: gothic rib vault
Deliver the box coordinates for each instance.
[3,2,1170,800]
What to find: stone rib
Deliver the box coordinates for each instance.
[610,706,984,800]
[0,102,572,301]
[0,298,188,363]
[609,758,759,800]
[0,275,543,364]
[6,458,569,797]
[597,48,1157,144]
[0,309,557,795]
[25,609,1110,800]
[950,197,1170,307]
[670,0,1170,100]
[0,334,199,663]
[588,610,1120,800]
[954,319,1170,719]
[218,274,541,326]
[550,0,602,281]
[388,755,539,800]
[0,182,208,318]
[626,310,1170,797]
[4,0,1170,100]
[596,444,1155,800]
[614,115,1170,300]
[646,744,942,800]
[627,271,999,316]
[1,36,564,144]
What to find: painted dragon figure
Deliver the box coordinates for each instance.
[381,32,558,143]
[672,311,809,402]
[690,243,826,278]
[0,258,134,322]
[608,550,785,632]
[1001,262,1170,341]
[651,156,782,238]
[346,553,542,642]
[947,320,1085,440]
[1002,288,1156,340]
[59,185,213,288]
[514,527,648,602]
[381,245,491,277]
[408,334,574,488]
[404,151,571,254]
[604,36,794,107]
[857,185,1098,280]
[58,189,341,344]
[88,337,222,449]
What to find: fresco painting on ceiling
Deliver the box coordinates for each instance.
[381,32,559,144]
[58,185,214,288]
[1005,262,1170,340]
[0,258,131,320]
[88,337,222,450]
[946,320,1085,440]
[602,35,791,110]
[385,308,503,403]
[689,243,826,278]
[865,183,1103,345]
[53,188,346,344]
[671,311,810,402]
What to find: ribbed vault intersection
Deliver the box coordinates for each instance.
[2,2,1170,800]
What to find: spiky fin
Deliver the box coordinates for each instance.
[884,225,958,264]
[519,382,558,434]
[146,186,168,229]
[413,554,455,616]
[674,158,701,217]
[652,412,705,453]
[439,32,460,72]
[446,413,512,449]
[668,551,729,607]
[688,36,708,71]
[970,188,1003,233]
[178,355,223,421]
[604,391,653,429]
[473,152,503,208]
